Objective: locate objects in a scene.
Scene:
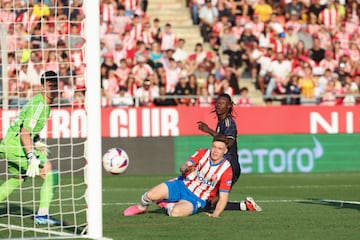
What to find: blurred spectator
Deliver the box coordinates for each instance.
[298,65,317,104]
[319,51,337,72]
[309,37,325,65]
[101,52,118,82]
[285,74,301,105]
[132,55,153,86]
[66,23,84,50]
[221,26,241,70]
[174,76,192,106]
[112,40,126,66]
[284,26,298,48]
[199,0,219,42]
[285,0,304,20]
[188,73,199,105]
[172,38,188,63]
[134,78,159,106]
[237,87,251,106]
[149,42,163,68]
[206,73,221,96]
[73,88,86,109]
[265,52,291,97]
[150,18,162,43]
[254,0,273,23]
[223,66,240,95]
[140,21,154,48]
[193,63,209,89]
[112,86,134,107]
[111,5,132,34]
[154,86,177,106]
[160,23,177,51]
[320,80,338,106]
[164,57,181,94]
[197,87,213,107]
[297,24,313,50]
[191,0,205,25]
[115,58,131,86]
[102,70,120,101]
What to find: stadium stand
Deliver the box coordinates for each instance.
[1,0,360,107]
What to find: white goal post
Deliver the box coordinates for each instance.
[83,0,103,239]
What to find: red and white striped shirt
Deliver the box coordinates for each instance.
[100,3,116,23]
[320,7,338,30]
[122,0,138,11]
[184,149,232,201]
[161,33,177,51]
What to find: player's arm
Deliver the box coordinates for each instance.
[197,121,217,136]
[210,191,229,217]
[180,160,195,174]
[20,127,34,154]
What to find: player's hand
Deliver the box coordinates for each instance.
[26,151,40,178]
[205,212,219,218]
[34,140,50,157]
[197,121,210,133]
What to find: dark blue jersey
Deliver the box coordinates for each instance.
[216,115,241,182]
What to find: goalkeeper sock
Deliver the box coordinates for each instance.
[0,178,23,202]
[140,192,153,208]
[38,170,59,214]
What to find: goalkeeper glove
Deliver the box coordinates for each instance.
[26,151,40,178]
[34,140,50,157]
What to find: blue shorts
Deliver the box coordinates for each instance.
[165,179,206,214]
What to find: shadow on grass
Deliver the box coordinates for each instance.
[298,198,360,211]
[0,203,87,236]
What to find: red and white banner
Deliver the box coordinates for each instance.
[1,106,359,138]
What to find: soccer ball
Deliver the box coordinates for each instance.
[102,148,129,174]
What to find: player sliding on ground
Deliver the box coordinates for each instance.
[0,71,61,225]
[123,135,233,217]
[197,93,262,212]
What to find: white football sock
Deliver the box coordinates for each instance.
[140,192,153,207]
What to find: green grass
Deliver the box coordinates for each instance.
[105,172,360,240]
[0,172,359,239]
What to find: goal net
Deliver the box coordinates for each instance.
[0,0,102,239]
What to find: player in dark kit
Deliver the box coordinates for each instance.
[197,93,262,211]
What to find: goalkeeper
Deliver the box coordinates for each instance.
[0,71,61,226]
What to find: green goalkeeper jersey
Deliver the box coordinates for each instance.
[0,93,50,157]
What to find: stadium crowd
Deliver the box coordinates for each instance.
[0,0,360,107]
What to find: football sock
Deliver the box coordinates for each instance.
[224,201,247,211]
[166,203,175,216]
[140,192,153,208]
[38,170,59,213]
[0,178,23,202]
[224,201,241,210]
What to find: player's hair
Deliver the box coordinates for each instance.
[213,135,229,147]
[40,70,58,85]
[211,93,235,117]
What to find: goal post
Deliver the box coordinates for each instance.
[83,0,103,238]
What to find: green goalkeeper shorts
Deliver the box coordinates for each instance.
[0,150,47,176]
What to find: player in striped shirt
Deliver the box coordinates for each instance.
[123,135,233,217]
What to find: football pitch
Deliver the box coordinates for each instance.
[0,172,359,239]
[104,172,360,240]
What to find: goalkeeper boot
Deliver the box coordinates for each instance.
[35,215,62,225]
[123,204,147,216]
[245,197,263,211]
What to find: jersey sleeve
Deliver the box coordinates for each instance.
[222,118,237,141]
[21,98,47,134]
[218,167,233,193]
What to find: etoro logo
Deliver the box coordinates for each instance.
[238,136,323,174]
